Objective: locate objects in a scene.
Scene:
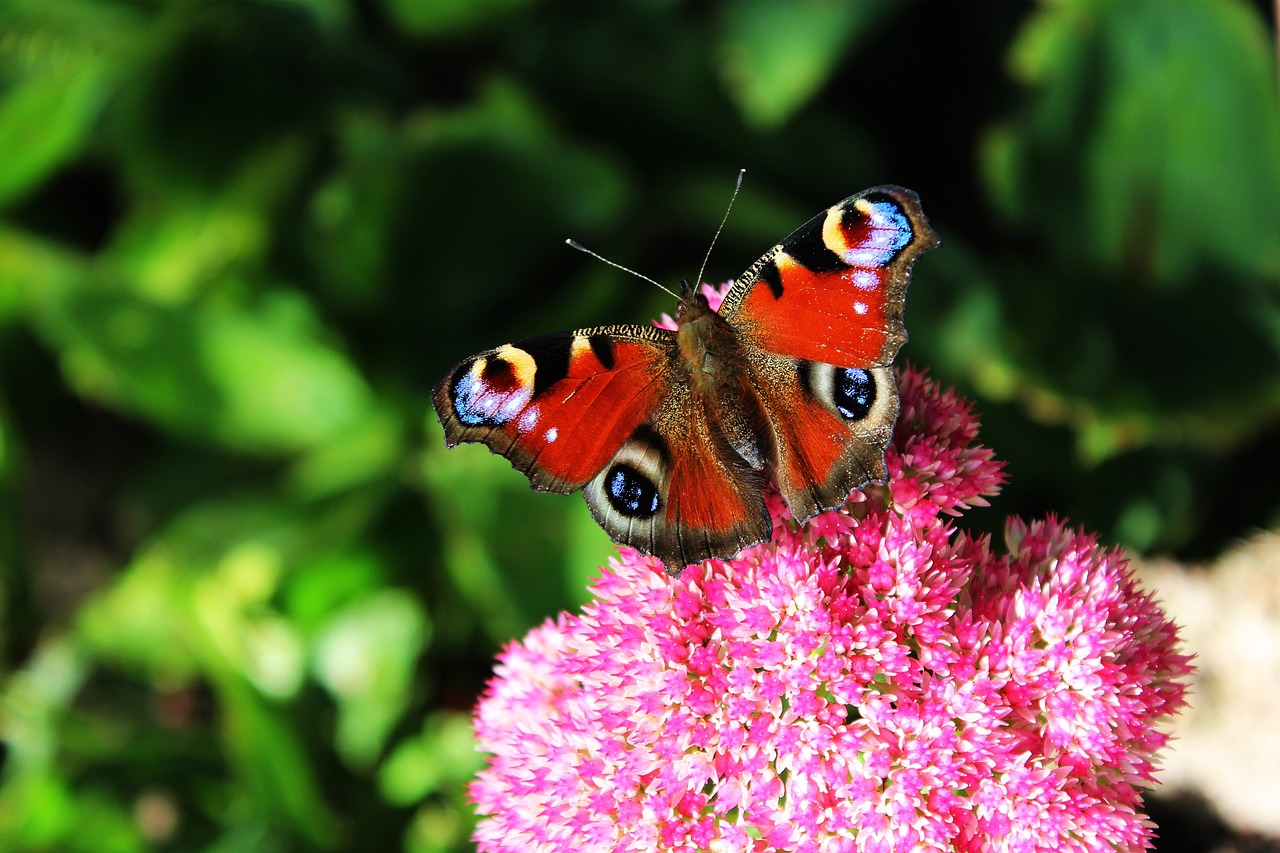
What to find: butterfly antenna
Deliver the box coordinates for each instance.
[565,239,682,301]
[694,168,746,288]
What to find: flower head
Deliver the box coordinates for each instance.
[470,286,1192,852]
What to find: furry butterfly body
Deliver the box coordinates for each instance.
[433,186,938,573]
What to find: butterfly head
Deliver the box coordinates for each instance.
[675,279,713,317]
[673,280,721,353]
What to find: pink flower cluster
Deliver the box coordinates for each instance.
[471,289,1191,852]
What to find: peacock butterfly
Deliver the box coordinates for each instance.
[433,186,938,574]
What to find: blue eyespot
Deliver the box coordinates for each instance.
[605,464,660,517]
[835,368,875,420]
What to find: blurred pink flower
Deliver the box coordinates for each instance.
[471,285,1191,853]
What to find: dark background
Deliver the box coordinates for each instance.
[1,1,1277,850]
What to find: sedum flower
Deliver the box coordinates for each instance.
[470,286,1191,853]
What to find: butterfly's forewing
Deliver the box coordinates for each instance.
[721,186,938,367]
[721,186,938,520]
[433,327,670,494]
[433,325,770,570]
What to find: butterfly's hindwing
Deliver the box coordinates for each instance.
[744,349,899,521]
[582,387,771,570]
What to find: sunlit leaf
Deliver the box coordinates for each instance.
[106,140,306,303]
[282,550,388,635]
[716,0,892,128]
[0,0,144,209]
[313,590,429,767]
[286,406,403,499]
[984,0,1280,280]
[33,288,378,453]
[379,712,480,804]
[0,773,146,853]
[0,58,111,208]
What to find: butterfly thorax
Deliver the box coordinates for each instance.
[675,292,740,391]
[675,289,767,470]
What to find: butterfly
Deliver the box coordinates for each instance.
[433,186,938,574]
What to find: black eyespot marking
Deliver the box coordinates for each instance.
[834,367,875,420]
[519,334,573,397]
[588,334,616,370]
[761,261,784,299]
[842,194,913,265]
[604,463,661,518]
[781,209,845,273]
[479,357,516,389]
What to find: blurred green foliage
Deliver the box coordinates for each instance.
[0,1,1276,850]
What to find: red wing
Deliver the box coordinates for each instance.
[433,326,671,493]
[582,387,770,572]
[746,353,899,521]
[719,186,938,367]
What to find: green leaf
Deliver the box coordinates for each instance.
[33,287,378,454]
[984,0,1280,280]
[0,0,143,209]
[379,713,480,804]
[105,138,306,302]
[313,590,430,767]
[0,639,148,853]
[381,0,533,37]
[0,405,10,488]
[385,713,481,853]
[970,0,1280,474]
[216,676,339,846]
[79,499,290,680]
[283,550,388,635]
[0,57,111,207]
[285,407,403,499]
[716,0,892,128]
[73,493,376,845]
[306,80,629,348]
[422,415,585,642]
[0,774,146,853]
